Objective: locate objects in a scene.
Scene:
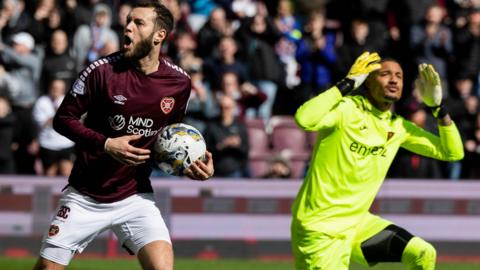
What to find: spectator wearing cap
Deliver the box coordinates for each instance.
[0,31,43,175]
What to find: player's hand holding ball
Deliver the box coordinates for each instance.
[153,123,214,181]
[415,64,445,118]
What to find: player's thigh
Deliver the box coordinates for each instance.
[34,244,71,270]
[40,188,111,265]
[137,240,173,270]
[351,213,412,266]
[111,193,171,256]
[291,222,352,270]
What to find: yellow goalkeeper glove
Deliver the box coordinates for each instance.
[415,64,446,117]
[415,64,442,107]
[337,51,381,95]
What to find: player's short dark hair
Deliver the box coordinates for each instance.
[378,57,400,65]
[134,0,174,36]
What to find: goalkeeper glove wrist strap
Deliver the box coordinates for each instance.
[336,78,355,96]
[429,104,448,118]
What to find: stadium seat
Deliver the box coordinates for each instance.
[268,116,308,154]
[289,152,310,178]
[249,152,271,178]
[245,118,270,155]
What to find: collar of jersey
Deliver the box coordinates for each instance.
[351,95,392,120]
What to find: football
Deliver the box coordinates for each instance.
[153,123,206,176]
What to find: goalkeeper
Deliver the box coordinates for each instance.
[291,52,464,270]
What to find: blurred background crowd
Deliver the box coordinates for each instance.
[0,0,479,180]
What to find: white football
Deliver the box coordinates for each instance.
[153,123,206,176]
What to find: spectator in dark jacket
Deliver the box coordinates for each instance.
[204,94,249,178]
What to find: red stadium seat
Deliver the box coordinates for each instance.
[268,116,308,154]
[245,118,270,155]
[249,152,271,178]
[289,152,310,178]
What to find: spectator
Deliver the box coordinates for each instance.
[204,94,249,178]
[296,10,336,102]
[453,7,480,92]
[197,7,234,58]
[40,29,76,94]
[463,113,480,178]
[0,93,15,174]
[336,19,378,80]
[0,32,42,174]
[72,3,118,72]
[236,6,283,120]
[216,71,266,120]
[0,0,32,42]
[29,0,63,46]
[32,79,75,176]
[410,5,452,95]
[203,35,249,89]
[273,0,301,90]
[168,31,202,71]
[111,2,132,47]
[262,154,292,179]
[183,66,216,133]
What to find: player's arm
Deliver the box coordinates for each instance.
[402,64,464,161]
[295,51,381,131]
[53,69,108,152]
[401,120,463,161]
[53,68,150,165]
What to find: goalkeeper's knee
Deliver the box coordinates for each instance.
[401,237,436,270]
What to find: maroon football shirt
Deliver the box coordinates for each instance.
[53,52,191,203]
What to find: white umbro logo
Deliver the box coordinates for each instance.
[113,95,127,105]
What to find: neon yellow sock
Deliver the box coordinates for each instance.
[401,237,436,270]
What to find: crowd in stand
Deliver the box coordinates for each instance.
[0,0,479,179]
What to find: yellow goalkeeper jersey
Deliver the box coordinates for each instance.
[291,86,464,235]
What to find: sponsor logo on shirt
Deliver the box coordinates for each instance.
[108,114,160,137]
[113,95,127,105]
[349,141,387,157]
[108,115,126,130]
[160,97,175,114]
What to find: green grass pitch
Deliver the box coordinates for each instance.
[1,257,480,270]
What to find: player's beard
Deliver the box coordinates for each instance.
[124,32,155,60]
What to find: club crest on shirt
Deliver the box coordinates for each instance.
[48,225,59,237]
[160,97,175,114]
[387,131,394,141]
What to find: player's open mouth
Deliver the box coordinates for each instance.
[124,35,133,49]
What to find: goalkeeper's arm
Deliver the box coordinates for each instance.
[295,51,381,130]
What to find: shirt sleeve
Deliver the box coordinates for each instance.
[401,120,464,161]
[53,68,108,152]
[294,86,345,131]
